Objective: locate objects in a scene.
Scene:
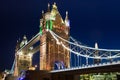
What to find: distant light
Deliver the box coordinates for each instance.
[29,67,35,70]
[19,77,24,80]
[28,53,33,57]
[57,41,60,45]
[18,51,23,56]
[29,46,33,50]
[35,65,37,68]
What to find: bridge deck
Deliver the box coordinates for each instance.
[50,61,120,74]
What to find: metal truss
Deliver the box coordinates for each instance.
[49,30,120,60]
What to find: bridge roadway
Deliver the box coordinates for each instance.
[50,61,120,74]
[24,61,120,80]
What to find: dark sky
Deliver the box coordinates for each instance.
[1,0,120,71]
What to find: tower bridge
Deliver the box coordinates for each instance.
[8,3,120,80]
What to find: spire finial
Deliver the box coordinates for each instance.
[95,42,98,49]
[17,40,18,43]
[23,35,27,39]
[66,11,68,15]
[42,10,44,14]
[42,10,44,17]
[48,3,50,11]
[48,3,50,7]
[53,2,57,9]
[65,11,70,27]
[54,2,56,5]
[65,11,69,20]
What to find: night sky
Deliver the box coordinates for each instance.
[1,0,120,71]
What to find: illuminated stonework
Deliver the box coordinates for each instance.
[14,3,70,76]
[40,3,70,70]
[14,36,33,76]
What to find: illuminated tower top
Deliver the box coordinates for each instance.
[39,2,70,35]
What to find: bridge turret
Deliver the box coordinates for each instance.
[14,35,35,76]
[20,35,28,48]
[13,40,20,76]
[40,3,70,70]
[51,2,58,17]
[47,3,50,12]
[64,11,70,35]
[95,42,98,49]
[16,51,33,75]
[15,39,21,51]
[65,11,70,27]
[94,42,101,64]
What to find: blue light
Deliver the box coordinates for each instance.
[54,61,65,70]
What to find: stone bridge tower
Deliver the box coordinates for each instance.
[14,36,33,76]
[40,3,70,70]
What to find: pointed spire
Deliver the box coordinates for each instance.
[52,2,57,9]
[65,11,70,27]
[95,42,98,49]
[65,11,68,20]
[51,2,58,17]
[42,10,44,17]
[48,3,50,12]
[23,35,28,44]
[54,2,56,5]
[23,35,27,40]
[42,10,44,14]
[17,38,20,43]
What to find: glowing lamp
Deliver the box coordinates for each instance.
[18,51,23,56]
[28,53,33,57]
